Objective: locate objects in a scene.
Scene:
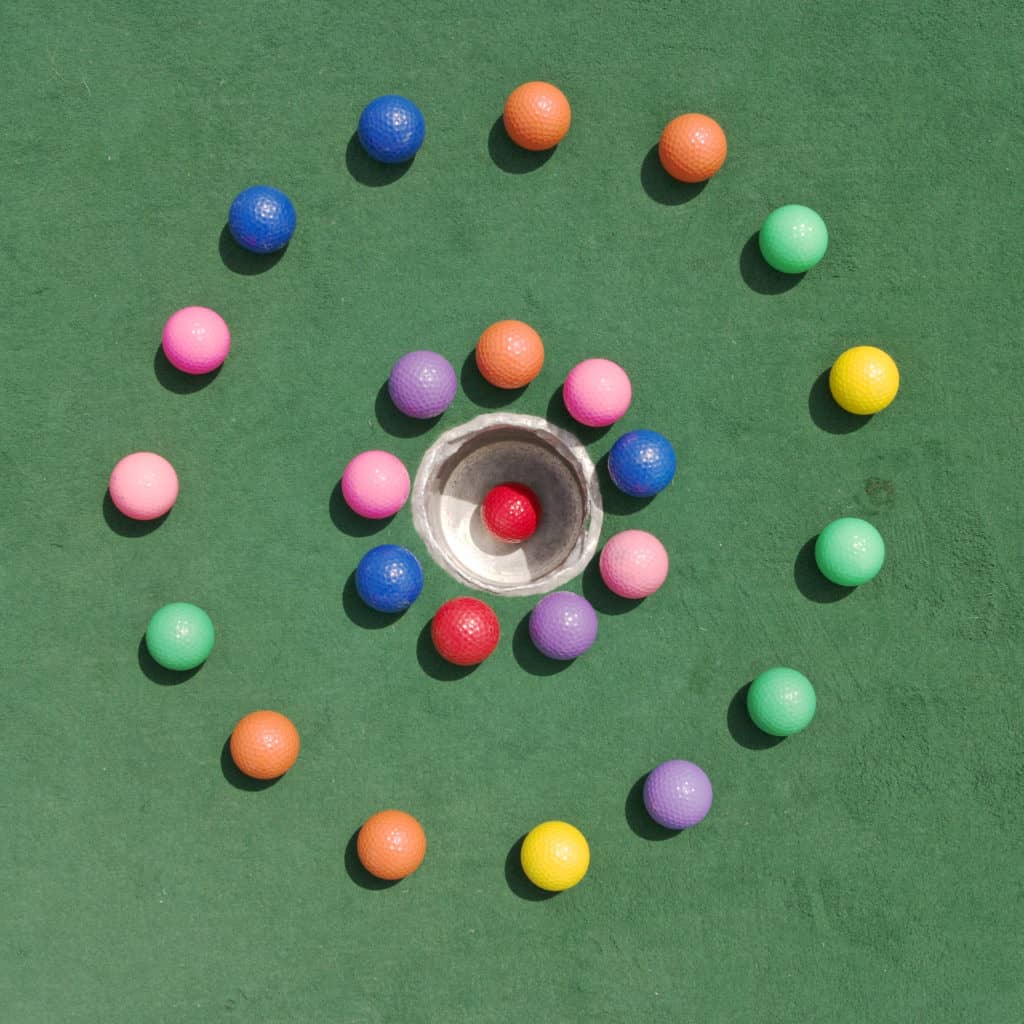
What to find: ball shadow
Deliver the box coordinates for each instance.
[218,223,287,276]
[624,774,677,841]
[581,558,643,616]
[342,571,409,629]
[544,386,612,445]
[153,344,221,394]
[511,611,573,676]
[219,738,280,791]
[374,382,441,438]
[739,233,804,295]
[487,117,556,174]
[460,350,525,409]
[595,453,655,516]
[504,834,557,901]
[344,132,414,186]
[137,634,201,686]
[102,491,169,538]
[344,827,400,890]
[415,619,479,681]
[794,536,855,604]
[328,482,394,538]
[639,145,707,206]
[808,369,871,435]
[727,683,785,750]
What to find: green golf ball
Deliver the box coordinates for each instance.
[747,667,816,737]
[815,517,885,587]
[145,602,215,671]
[758,204,828,274]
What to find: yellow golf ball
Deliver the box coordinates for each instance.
[828,345,900,415]
[520,820,590,892]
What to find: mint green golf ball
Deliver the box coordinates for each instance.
[758,204,828,273]
[815,517,886,587]
[145,602,215,671]
[747,667,816,737]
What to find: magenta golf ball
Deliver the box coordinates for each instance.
[599,529,669,598]
[643,760,713,830]
[162,306,231,375]
[388,350,457,419]
[563,358,632,427]
[341,450,410,519]
[528,592,598,660]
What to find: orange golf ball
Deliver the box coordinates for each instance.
[475,319,544,389]
[658,113,727,183]
[229,710,300,780]
[503,81,571,151]
[357,810,427,881]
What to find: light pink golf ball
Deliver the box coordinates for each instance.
[563,358,632,427]
[108,452,179,521]
[341,450,410,519]
[599,529,669,598]
[162,306,231,375]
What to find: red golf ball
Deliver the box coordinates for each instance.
[481,482,541,543]
[431,597,501,666]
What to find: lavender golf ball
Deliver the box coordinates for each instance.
[388,350,457,419]
[643,760,713,830]
[528,592,598,661]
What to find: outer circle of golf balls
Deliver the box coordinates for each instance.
[599,529,669,598]
[341,451,410,519]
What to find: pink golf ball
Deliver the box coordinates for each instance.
[162,306,231,375]
[108,452,179,521]
[599,529,669,598]
[563,358,632,427]
[341,450,410,519]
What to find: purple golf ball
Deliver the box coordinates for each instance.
[528,592,598,661]
[388,350,457,419]
[643,760,713,830]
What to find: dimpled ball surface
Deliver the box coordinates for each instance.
[643,760,713,830]
[388,350,457,419]
[658,113,727,183]
[520,821,590,892]
[475,320,544,389]
[503,81,571,151]
[599,529,669,599]
[563,358,632,427]
[481,482,541,543]
[747,667,817,737]
[431,597,501,666]
[355,545,424,613]
[357,810,427,881]
[357,95,425,164]
[758,204,828,274]
[815,517,886,587]
[529,592,598,661]
[607,430,677,498]
[145,602,215,671]
[829,346,900,415]
[229,710,300,780]
[161,306,231,375]
[108,451,179,521]
[341,450,410,519]
[228,185,296,254]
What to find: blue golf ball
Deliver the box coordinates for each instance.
[607,430,677,498]
[355,545,424,613]
[357,95,425,164]
[228,185,296,254]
